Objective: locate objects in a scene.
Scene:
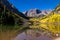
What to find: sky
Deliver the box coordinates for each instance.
[8,0,60,12]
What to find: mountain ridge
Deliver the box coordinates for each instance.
[23,8,52,17]
[0,0,29,19]
[0,0,29,25]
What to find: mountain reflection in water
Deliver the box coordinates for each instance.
[14,24,60,40]
[14,30,52,40]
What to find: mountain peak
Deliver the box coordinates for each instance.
[23,8,41,17]
[23,8,52,17]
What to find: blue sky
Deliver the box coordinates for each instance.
[8,0,60,12]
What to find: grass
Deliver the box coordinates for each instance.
[0,24,29,40]
[0,25,17,40]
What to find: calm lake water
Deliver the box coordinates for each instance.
[14,30,52,40]
[14,24,60,40]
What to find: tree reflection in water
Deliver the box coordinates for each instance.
[0,23,60,40]
[14,23,60,40]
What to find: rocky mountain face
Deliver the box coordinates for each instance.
[24,8,41,17]
[23,8,52,17]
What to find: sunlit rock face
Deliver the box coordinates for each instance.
[23,8,41,17]
[23,8,52,17]
[41,10,52,15]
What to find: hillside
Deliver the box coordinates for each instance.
[0,0,29,19]
[0,0,30,40]
[40,13,60,23]
[40,4,60,23]
[0,0,29,25]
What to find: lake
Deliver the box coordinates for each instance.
[14,23,60,40]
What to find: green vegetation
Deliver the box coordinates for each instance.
[0,1,60,40]
[0,12,28,40]
[40,13,60,23]
[0,3,29,40]
[0,24,30,40]
[29,4,60,35]
[40,4,60,23]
